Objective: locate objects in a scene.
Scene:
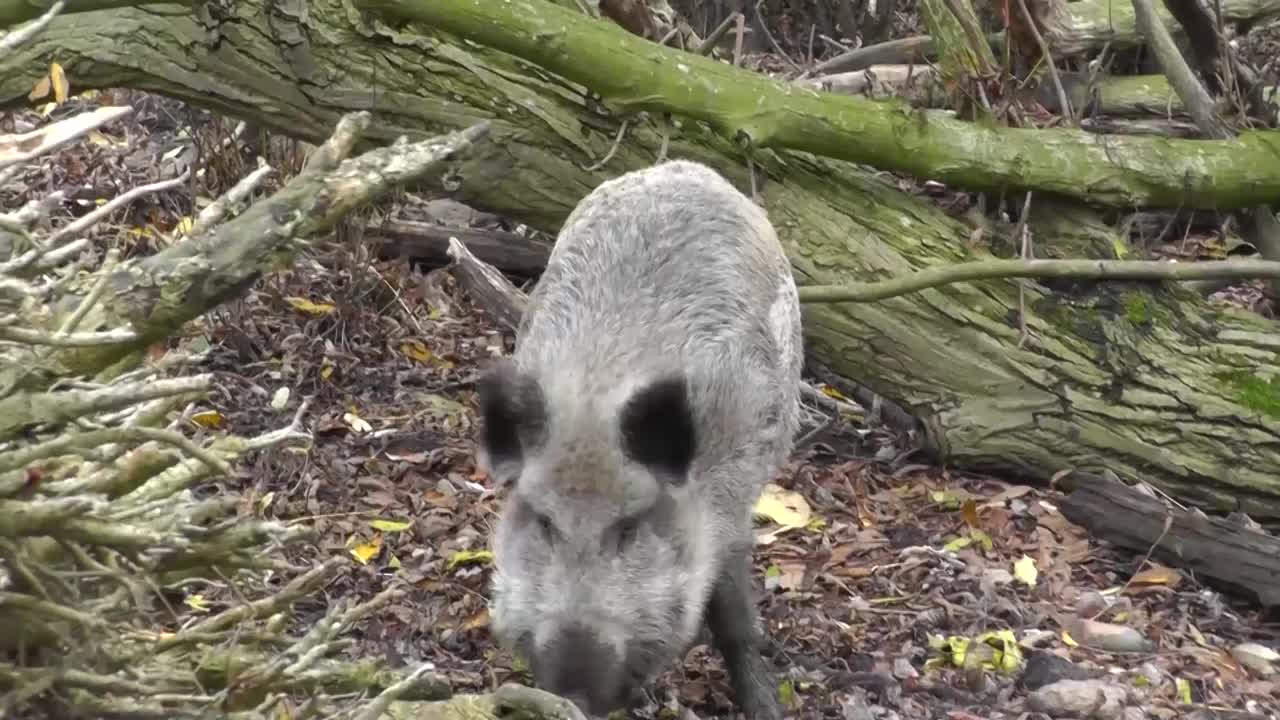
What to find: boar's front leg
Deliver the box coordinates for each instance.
[705,541,784,720]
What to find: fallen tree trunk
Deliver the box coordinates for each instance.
[2,0,1279,518]
[372,219,551,277]
[359,0,1280,210]
[1026,0,1280,56]
[1058,471,1280,607]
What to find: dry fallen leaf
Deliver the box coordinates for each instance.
[447,549,494,570]
[401,339,455,369]
[350,534,383,565]
[754,483,811,529]
[369,519,413,533]
[190,410,225,429]
[1013,555,1038,587]
[343,412,372,434]
[28,74,50,101]
[286,296,336,316]
[461,607,491,631]
[184,593,211,613]
[271,386,290,410]
[50,62,69,103]
[1127,563,1182,589]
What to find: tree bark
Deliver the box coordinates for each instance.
[3,0,1278,517]
[1028,0,1280,56]
[357,0,1280,211]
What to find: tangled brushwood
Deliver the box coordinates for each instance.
[0,7,583,720]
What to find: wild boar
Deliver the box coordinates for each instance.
[476,159,802,720]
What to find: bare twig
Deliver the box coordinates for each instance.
[0,107,132,172]
[47,172,191,246]
[1015,0,1073,122]
[1133,0,1280,297]
[585,118,630,171]
[752,0,801,71]
[797,258,1280,303]
[189,158,275,237]
[0,324,139,346]
[0,0,64,53]
[1132,0,1232,138]
[56,248,119,336]
[695,11,741,55]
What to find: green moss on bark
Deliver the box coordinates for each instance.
[1217,371,1280,419]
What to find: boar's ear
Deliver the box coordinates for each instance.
[476,358,547,488]
[619,374,697,484]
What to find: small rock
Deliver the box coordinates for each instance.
[1027,678,1130,719]
[982,567,1014,587]
[1134,662,1163,688]
[1019,651,1094,691]
[1065,618,1155,654]
[1231,642,1279,676]
[840,688,875,720]
[1075,590,1109,617]
[1019,628,1057,648]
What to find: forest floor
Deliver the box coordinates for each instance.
[6,12,1280,720]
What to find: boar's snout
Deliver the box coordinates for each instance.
[531,624,632,716]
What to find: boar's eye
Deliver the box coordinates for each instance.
[535,513,557,545]
[612,516,642,553]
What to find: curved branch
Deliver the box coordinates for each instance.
[797,258,1280,303]
[359,0,1280,210]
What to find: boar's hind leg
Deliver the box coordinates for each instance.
[706,543,783,720]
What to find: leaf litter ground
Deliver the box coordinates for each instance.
[7,87,1279,720]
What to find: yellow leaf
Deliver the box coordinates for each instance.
[1128,564,1181,588]
[777,678,795,705]
[818,385,849,401]
[369,519,413,533]
[270,386,290,410]
[400,340,434,364]
[257,491,275,514]
[350,534,383,565]
[50,62,69,103]
[184,594,211,613]
[1175,677,1192,703]
[400,340,454,369]
[387,553,402,570]
[753,484,811,529]
[320,362,334,380]
[1013,555,1038,587]
[38,101,57,117]
[447,549,494,570]
[285,296,336,316]
[461,607,490,631]
[943,535,973,552]
[975,630,1023,674]
[28,74,50,100]
[343,412,372,433]
[175,215,193,235]
[1061,630,1079,647]
[191,410,224,428]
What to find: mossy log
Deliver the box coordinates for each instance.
[1,0,1278,517]
[1028,0,1280,56]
